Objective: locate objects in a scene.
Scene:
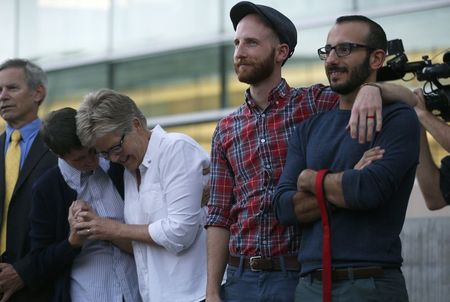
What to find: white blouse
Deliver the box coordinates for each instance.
[124,125,209,302]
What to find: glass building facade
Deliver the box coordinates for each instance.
[0,0,449,156]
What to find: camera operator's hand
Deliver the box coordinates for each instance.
[414,88,450,153]
[413,88,428,115]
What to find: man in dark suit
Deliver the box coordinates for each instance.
[0,59,57,301]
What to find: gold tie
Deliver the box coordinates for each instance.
[1,130,22,254]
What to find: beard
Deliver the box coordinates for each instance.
[327,55,371,95]
[234,48,276,85]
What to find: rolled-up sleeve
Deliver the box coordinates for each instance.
[206,126,235,229]
[148,139,209,254]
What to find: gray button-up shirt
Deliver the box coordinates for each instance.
[59,158,142,302]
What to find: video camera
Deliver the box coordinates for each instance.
[377,39,450,121]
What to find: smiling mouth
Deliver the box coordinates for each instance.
[0,105,14,111]
[327,67,348,79]
[329,70,345,77]
[236,60,252,67]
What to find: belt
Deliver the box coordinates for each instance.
[309,266,384,282]
[228,255,300,272]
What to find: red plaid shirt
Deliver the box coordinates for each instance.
[206,79,338,257]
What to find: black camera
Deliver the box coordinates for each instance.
[377,39,450,121]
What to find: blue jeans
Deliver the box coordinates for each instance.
[221,264,299,302]
[295,268,409,302]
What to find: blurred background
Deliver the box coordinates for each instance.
[0,0,448,149]
[1,0,449,300]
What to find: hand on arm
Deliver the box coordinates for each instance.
[349,84,383,143]
[0,263,24,302]
[354,147,385,170]
[349,82,417,143]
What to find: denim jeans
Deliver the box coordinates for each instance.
[295,268,409,302]
[221,263,299,302]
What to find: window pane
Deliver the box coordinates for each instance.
[0,0,15,58]
[165,122,217,152]
[19,0,109,62]
[113,46,221,117]
[43,64,109,113]
[113,0,221,52]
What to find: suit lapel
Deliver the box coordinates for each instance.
[0,133,6,221]
[13,134,50,194]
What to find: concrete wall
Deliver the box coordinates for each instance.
[401,181,450,302]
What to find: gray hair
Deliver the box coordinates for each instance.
[76,88,147,147]
[0,58,48,104]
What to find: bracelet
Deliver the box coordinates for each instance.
[361,82,383,98]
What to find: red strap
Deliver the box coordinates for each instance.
[315,169,332,302]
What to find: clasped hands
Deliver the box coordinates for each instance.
[68,200,119,247]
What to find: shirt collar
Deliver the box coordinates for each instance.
[139,124,166,174]
[59,157,110,192]
[244,78,290,111]
[6,118,41,142]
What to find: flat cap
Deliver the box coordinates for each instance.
[230,1,297,59]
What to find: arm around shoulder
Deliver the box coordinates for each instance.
[377,82,417,106]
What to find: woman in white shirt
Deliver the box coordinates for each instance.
[73,89,209,302]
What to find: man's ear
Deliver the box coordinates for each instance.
[276,43,290,64]
[33,84,46,105]
[370,49,386,70]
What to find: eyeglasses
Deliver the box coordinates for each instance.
[97,133,126,159]
[317,43,374,60]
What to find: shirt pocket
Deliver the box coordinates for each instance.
[140,184,167,223]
